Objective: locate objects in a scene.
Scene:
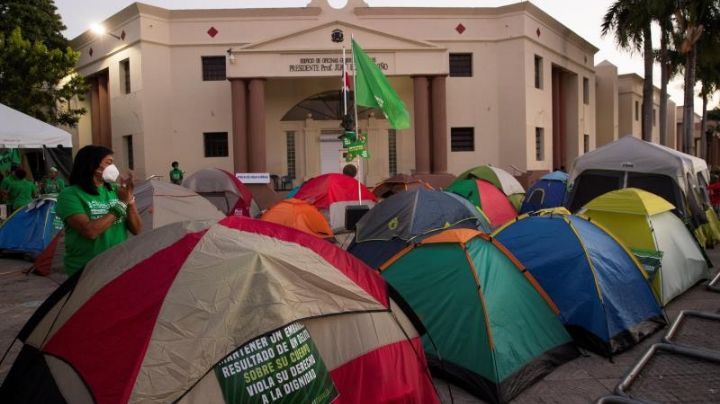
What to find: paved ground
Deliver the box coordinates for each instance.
[0,249,717,403]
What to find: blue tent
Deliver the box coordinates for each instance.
[348,189,491,268]
[0,197,63,257]
[493,211,665,356]
[520,171,568,213]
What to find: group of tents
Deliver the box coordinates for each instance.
[0,135,717,403]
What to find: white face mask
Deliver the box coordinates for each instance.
[102,164,120,183]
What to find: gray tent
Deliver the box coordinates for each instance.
[567,136,705,219]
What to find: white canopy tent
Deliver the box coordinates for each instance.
[0,103,72,148]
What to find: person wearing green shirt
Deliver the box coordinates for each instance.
[56,145,142,276]
[169,161,184,185]
[0,165,18,205]
[41,166,65,194]
[6,168,36,212]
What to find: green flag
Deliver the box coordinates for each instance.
[352,39,411,129]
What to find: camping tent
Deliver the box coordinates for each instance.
[0,103,72,148]
[379,228,578,403]
[293,173,377,232]
[348,189,492,268]
[31,181,225,276]
[2,217,438,403]
[0,197,63,257]
[494,210,665,355]
[372,174,433,199]
[182,168,260,217]
[446,179,517,228]
[567,136,698,217]
[261,198,333,239]
[454,165,525,210]
[581,188,710,305]
[520,171,569,213]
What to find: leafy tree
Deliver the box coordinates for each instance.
[0,0,87,126]
[652,0,680,146]
[602,0,655,141]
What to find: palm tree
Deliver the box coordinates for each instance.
[675,0,720,155]
[603,0,655,141]
[652,1,680,146]
[695,34,720,159]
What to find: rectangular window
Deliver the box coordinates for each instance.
[203,132,229,157]
[119,59,130,94]
[534,55,543,89]
[635,101,639,121]
[583,77,589,104]
[449,53,472,77]
[451,127,474,152]
[286,131,296,179]
[584,134,590,153]
[202,56,226,81]
[388,129,397,176]
[124,135,134,170]
[535,127,544,161]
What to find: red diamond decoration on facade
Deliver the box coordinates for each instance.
[89,48,93,57]
[536,28,541,37]
[207,27,218,38]
[455,23,466,34]
[120,30,126,40]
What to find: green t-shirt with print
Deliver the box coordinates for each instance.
[169,168,184,184]
[43,177,65,194]
[7,179,35,210]
[56,184,128,276]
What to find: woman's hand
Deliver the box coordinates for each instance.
[117,172,134,203]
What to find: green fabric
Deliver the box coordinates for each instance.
[56,185,128,276]
[351,39,410,129]
[508,193,524,212]
[446,180,481,207]
[456,166,501,190]
[1,175,17,204]
[43,177,65,194]
[169,168,184,184]
[381,244,493,379]
[466,238,572,380]
[0,149,21,173]
[7,179,35,210]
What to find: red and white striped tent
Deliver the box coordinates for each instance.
[294,173,377,232]
[2,217,438,403]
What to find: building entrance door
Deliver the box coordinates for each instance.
[320,132,343,174]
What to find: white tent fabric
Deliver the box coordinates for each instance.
[650,211,709,304]
[570,136,691,193]
[0,103,72,148]
[489,166,525,196]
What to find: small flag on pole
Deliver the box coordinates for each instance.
[351,39,411,129]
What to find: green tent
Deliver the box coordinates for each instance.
[455,165,525,210]
[379,228,578,403]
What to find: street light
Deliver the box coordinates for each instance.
[90,23,125,40]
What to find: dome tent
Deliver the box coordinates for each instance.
[182,168,260,217]
[2,217,438,403]
[380,228,578,403]
[581,188,710,305]
[494,210,665,355]
[348,188,491,269]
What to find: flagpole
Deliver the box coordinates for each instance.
[342,46,348,116]
[351,34,361,205]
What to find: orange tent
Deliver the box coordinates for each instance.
[261,198,334,238]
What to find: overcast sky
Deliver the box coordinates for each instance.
[54,0,712,112]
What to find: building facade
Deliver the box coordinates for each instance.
[69,0,598,193]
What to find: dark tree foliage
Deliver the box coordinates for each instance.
[0,0,87,126]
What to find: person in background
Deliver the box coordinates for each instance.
[0,165,18,204]
[6,168,37,212]
[41,166,65,194]
[56,145,142,276]
[169,161,184,185]
[342,164,358,178]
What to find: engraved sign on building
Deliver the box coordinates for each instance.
[285,54,394,76]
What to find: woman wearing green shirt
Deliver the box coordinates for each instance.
[41,167,65,194]
[56,145,142,276]
[5,168,36,212]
